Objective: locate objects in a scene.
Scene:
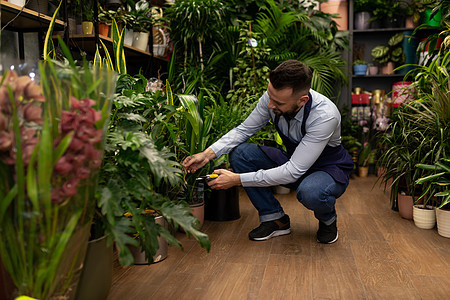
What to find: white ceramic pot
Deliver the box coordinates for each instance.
[124,29,134,46]
[436,208,450,238]
[132,31,150,51]
[413,205,436,229]
[9,0,26,7]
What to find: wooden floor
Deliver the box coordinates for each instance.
[108,176,450,300]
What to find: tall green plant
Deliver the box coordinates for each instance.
[377,45,450,207]
[166,0,228,71]
[0,48,115,299]
[416,158,450,208]
[253,0,348,100]
[98,75,211,265]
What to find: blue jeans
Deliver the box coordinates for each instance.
[229,143,349,225]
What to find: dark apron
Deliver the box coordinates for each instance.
[259,93,354,184]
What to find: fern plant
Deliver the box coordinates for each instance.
[97,74,211,266]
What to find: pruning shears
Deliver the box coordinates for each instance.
[196,174,219,181]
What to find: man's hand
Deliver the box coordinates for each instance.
[207,169,241,190]
[182,148,216,173]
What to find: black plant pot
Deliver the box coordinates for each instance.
[205,186,240,221]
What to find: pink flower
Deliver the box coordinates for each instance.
[83,143,101,160]
[79,108,102,125]
[75,166,91,180]
[22,137,39,165]
[72,153,87,168]
[21,128,37,142]
[0,131,13,151]
[60,111,78,133]
[76,125,102,144]
[0,86,12,115]
[51,188,63,203]
[24,81,44,102]
[54,156,73,174]
[89,158,102,169]
[22,103,43,124]
[71,97,96,113]
[0,111,8,131]
[61,178,79,197]
[68,137,85,152]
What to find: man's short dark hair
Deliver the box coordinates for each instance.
[269,60,313,95]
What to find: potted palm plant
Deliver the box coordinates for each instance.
[416,158,450,236]
[377,29,449,220]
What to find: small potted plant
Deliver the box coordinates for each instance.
[371,32,405,74]
[354,0,375,29]
[358,143,372,177]
[81,1,94,35]
[131,0,153,51]
[415,158,450,236]
[370,0,409,28]
[368,63,379,75]
[353,59,368,75]
[98,6,117,37]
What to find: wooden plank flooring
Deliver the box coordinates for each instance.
[108,176,450,300]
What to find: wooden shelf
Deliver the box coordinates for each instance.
[352,74,407,78]
[0,0,65,31]
[353,27,414,33]
[68,34,168,62]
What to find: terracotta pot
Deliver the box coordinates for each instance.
[405,15,416,28]
[98,24,110,37]
[82,21,93,35]
[320,0,348,30]
[368,65,379,75]
[398,193,413,220]
[190,201,205,227]
[413,205,436,229]
[436,208,450,238]
[381,62,395,75]
[358,166,369,178]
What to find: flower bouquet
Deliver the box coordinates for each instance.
[0,57,116,299]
